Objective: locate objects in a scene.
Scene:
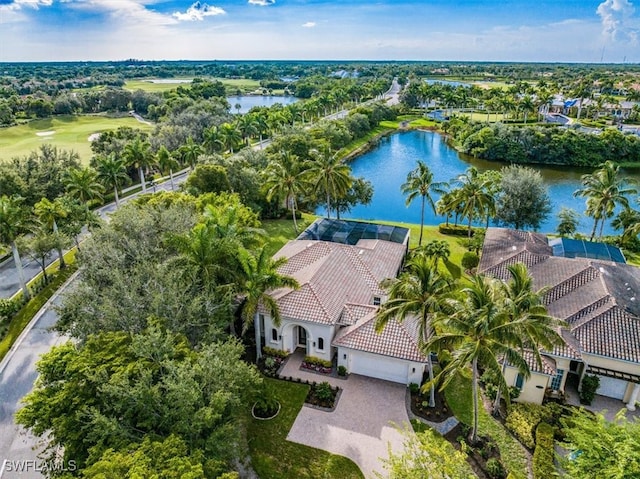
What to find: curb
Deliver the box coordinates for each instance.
[0,269,81,377]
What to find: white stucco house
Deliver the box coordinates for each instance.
[254,219,427,385]
[479,228,640,410]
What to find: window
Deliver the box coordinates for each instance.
[271,328,278,342]
[515,373,524,390]
[550,370,564,391]
[318,337,324,350]
[259,314,265,335]
[373,296,381,306]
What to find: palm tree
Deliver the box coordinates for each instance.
[306,150,352,219]
[452,167,495,239]
[425,274,529,444]
[402,160,446,246]
[179,136,204,171]
[203,125,223,154]
[34,197,69,269]
[156,146,180,191]
[263,151,307,233]
[417,239,451,272]
[123,137,153,193]
[219,122,242,154]
[238,246,299,344]
[236,114,259,146]
[95,154,129,207]
[491,263,564,415]
[519,95,535,124]
[64,167,104,209]
[0,195,33,299]
[574,161,637,241]
[375,256,456,407]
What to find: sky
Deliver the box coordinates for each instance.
[0,0,639,63]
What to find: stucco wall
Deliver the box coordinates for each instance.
[262,315,335,362]
[504,366,549,405]
[338,347,424,385]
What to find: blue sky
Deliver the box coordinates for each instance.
[1,0,639,62]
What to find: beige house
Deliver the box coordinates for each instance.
[479,228,640,410]
[255,219,427,385]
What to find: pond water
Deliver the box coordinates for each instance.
[424,79,470,88]
[318,130,640,235]
[228,95,299,114]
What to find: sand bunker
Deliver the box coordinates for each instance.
[36,131,55,137]
[88,133,101,142]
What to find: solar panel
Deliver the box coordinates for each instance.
[297,218,409,246]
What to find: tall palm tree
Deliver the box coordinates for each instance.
[238,246,299,338]
[425,274,529,444]
[452,167,495,239]
[219,122,242,154]
[263,151,307,233]
[402,160,446,246]
[179,136,204,171]
[375,256,456,407]
[95,154,129,207]
[306,150,352,219]
[156,146,180,191]
[203,125,223,154]
[236,114,259,146]
[417,239,451,272]
[574,161,637,241]
[64,167,104,209]
[123,137,153,193]
[34,197,69,269]
[0,195,33,299]
[491,263,564,415]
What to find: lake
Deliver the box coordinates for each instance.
[228,95,299,114]
[318,130,640,235]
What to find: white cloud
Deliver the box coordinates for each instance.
[597,0,638,44]
[248,0,275,6]
[173,1,225,21]
[0,0,51,13]
[301,21,316,28]
[66,0,177,26]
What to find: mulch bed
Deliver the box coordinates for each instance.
[409,388,453,423]
[305,382,340,409]
[444,424,506,479]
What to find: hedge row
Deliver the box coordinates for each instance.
[303,355,332,368]
[262,346,289,359]
[438,223,478,237]
[532,423,557,479]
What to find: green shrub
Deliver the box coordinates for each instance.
[505,403,550,449]
[0,298,21,322]
[409,382,420,394]
[303,355,332,368]
[262,346,288,359]
[461,251,480,270]
[337,365,347,377]
[533,422,557,479]
[485,458,506,479]
[314,382,335,402]
[579,375,600,405]
[438,223,475,236]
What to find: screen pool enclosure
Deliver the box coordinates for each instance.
[298,219,409,246]
[549,237,626,263]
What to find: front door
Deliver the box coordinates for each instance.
[298,326,307,347]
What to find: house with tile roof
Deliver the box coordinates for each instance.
[479,228,640,410]
[254,219,427,385]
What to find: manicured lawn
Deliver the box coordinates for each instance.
[246,378,363,479]
[0,115,153,164]
[337,124,396,159]
[261,214,314,257]
[125,77,262,94]
[444,371,529,479]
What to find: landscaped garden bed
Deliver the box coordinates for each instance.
[444,424,507,479]
[409,383,453,423]
[305,381,340,410]
[301,355,333,375]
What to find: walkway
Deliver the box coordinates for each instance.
[565,381,640,422]
[280,351,410,478]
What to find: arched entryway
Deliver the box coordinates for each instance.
[283,323,312,355]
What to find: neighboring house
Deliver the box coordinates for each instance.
[255,219,427,385]
[479,228,640,410]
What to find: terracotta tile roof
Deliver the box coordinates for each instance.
[270,238,406,325]
[480,227,640,366]
[337,303,378,326]
[332,314,427,362]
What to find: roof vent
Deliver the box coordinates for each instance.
[511,245,517,251]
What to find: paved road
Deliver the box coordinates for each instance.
[0,170,189,300]
[0,275,77,478]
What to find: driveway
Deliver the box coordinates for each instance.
[280,357,409,478]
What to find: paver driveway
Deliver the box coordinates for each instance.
[281,358,410,478]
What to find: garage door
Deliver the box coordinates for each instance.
[596,376,628,400]
[350,352,408,384]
